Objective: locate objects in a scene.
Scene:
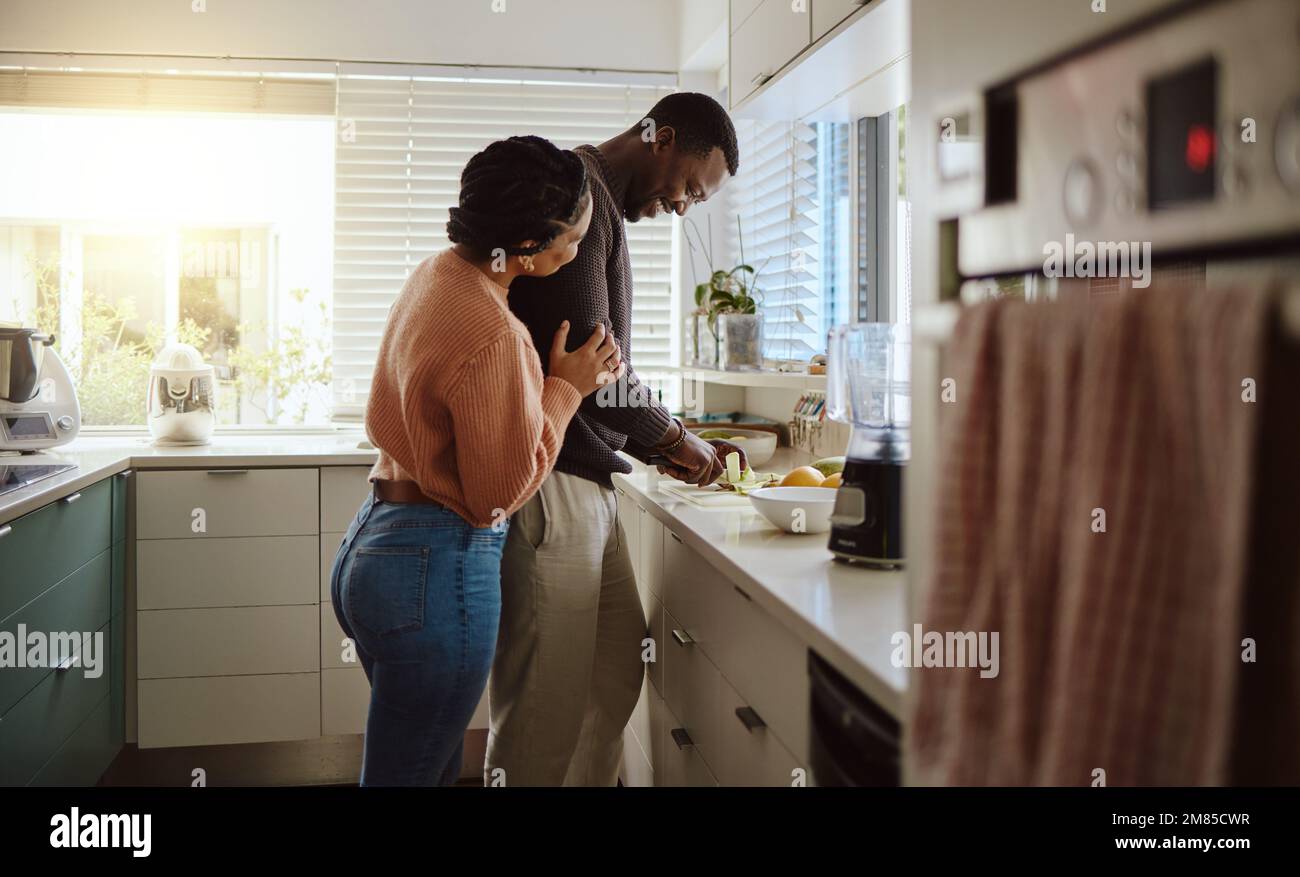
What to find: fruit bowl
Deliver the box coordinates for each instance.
[688,427,777,467]
[747,486,837,535]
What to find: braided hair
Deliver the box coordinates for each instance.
[446,135,590,258]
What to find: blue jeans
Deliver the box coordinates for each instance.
[329,490,508,786]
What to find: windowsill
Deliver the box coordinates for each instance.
[657,365,827,391]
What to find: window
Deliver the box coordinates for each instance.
[856,104,912,325]
[0,71,335,427]
[729,119,851,361]
[332,71,677,419]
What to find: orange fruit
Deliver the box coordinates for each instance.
[779,466,825,487]
[821,472,842,489]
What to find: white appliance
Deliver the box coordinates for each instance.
[146,343,217,446]
[0,324,81,453]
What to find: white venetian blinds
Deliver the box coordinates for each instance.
[332,72,676,419]
[730,118,850,361]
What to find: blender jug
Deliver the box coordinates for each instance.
[826,323,910,567]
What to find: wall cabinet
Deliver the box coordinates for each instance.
[0,471,127,786]
[729,0,813,107]
[813,0,866,41]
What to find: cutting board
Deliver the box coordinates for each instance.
[658,482,755,508]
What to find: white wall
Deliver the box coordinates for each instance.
[0,0,681,72]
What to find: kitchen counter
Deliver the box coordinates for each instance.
[0,433,377,527]
[613,450,909,720]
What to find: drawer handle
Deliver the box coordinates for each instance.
[750,71,770,85]
[670,727,694,750]
[669,532,683,545]
[55,654,78,672]
[118,470,132,479]
[735,706,766,732]
[61,492,82,505]
[0,525,10,540]
[733,585,752,602]
[671,628,694,647]
[207,469,250,476]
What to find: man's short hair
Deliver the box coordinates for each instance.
[641,92,739,176]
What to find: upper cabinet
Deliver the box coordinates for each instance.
[729,0,813,108]
[729,0,909,121]
[813,0,868,41]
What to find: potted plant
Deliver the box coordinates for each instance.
[684,216,766,371]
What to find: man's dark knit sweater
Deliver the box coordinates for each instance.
[508,145,674,486]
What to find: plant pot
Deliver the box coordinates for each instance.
[718,313,764,371]
[687,313,719,368]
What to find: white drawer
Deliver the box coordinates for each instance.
[627,673,655,774]
[137,605,319,679]
[138,673,320,748]
[662,605,722,770]
[662,530,730,661]
[637,504,663,605]
[321,603,364,670]
[662,702,719,787]
[648,594,664,697]
[136,469,319,539]
[321,667,369,737]
[321,531,345,600]
[621,723,654,788]
[320,466,371,533]
[137,535,318,609]
[715,675,806,787]
[615,487,641,576]
[725,584,811,761]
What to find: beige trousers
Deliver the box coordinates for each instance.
[485,470,647,786]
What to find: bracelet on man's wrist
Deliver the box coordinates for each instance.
[658,417,687,456]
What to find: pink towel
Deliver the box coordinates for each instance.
[907,281,1299,786]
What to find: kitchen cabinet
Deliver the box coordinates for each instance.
[0,472,126,786]
[618,496,810,788]
[729,0,813,107]
[813,0,866,41]
[135,467,322,748]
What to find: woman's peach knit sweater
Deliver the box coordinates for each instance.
[365,249,582,527]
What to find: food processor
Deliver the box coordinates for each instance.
[825,322,910,568]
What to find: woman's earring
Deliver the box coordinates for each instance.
[519,254,536,273]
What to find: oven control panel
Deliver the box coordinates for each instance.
[955,0,1300,278]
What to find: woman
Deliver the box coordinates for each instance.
[330,136,620,786]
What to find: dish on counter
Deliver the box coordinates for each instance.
[748,486,837,534]
[688,426,777,466]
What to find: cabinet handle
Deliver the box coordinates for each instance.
[117,470,132,479]
[206,469,249,476]
[670,727,694,750]
[671,628,694,646]
[61,492,82,505]
[669,532,683,545]
[0,525,11,540]
[750,71,770,85]
[55,654,77,672]
[735,706,766,732]
[733,585,752,602]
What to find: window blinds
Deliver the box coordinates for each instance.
[0,69,335,115]
[729,119,849,361]
[332,73,676,419]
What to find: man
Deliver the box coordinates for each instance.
[489,92,743,786]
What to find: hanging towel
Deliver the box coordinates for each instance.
[907,281,1299,786]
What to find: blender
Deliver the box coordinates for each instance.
[825,322,910,568]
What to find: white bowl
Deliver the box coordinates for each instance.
[688,426,778,467]
[748,486,837,534]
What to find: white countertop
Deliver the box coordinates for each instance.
[613,450,909,719]
[0,433,377,526]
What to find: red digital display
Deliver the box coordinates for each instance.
[1185,124,1215,173]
